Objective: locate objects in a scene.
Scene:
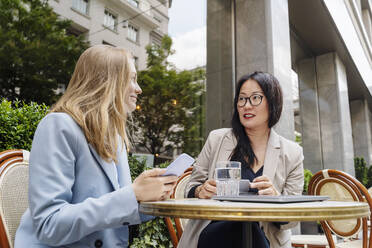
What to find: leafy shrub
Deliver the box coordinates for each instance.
[354,157,372,188]
[130,218,173,248]
[303,169,313,193]
[128,154,148,181]
[0,99,49,151]
[128,160,173,247]
[366,166,372,188]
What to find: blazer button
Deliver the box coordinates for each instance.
[95,239,103,247]
[122,222,129,225]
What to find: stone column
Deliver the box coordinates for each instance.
[206,0,294,140]
[297,52,355,175]
[350,99,372,166]
[297,58,323,173]
[362,9,372,43]
[234,0,294,140]
[206,0,235,134]
[318,53,355,174]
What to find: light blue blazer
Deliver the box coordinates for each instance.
[15,113,152,248]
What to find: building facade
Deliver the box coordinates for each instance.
[49,0,170,70]
[207,0,372,175]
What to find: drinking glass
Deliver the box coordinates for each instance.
[215,161,241,196]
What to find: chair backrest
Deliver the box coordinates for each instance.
[0,149,30,248]
[164,167,192,247]
[308,169,372,248]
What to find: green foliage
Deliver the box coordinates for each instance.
[133,35,205,157]
[130,218,173,248]
[355,157,367,185]
[127,158,172,247]
[0,98,48,151]
[0,0,89,105]
[367,166,372,189]
[354,157,372,188]
[303,169,313,193]
[295,133,302,146]
[128,154,148,181]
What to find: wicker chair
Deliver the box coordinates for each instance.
[306,169,372,248]
[0,149,30,248]
[164,167,192,247]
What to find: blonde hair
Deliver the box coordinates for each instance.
[51,45,133,163]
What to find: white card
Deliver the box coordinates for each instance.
[162,153,195,176]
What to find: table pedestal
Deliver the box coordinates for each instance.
[242,222,252,248]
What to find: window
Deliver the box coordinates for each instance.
[104,9,117,31]
[153,15,162,23]
[72,0,88,15]
[128,24,139,43]
[127,0,139,8]
[151,35,161,46]
[102,40,115,47]
[150,31,162,47]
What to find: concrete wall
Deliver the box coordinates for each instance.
[351,99,372,165]
[297,53,355,175]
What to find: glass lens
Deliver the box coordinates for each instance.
[237,97,246,107]
[250,95,262,106]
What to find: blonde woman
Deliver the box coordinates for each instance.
[14,45,178,248]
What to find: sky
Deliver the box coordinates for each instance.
[167,0,206,70]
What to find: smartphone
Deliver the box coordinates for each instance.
[239,179,251,193]
[162,153,195,177]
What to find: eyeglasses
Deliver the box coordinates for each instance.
[237,94,264,107]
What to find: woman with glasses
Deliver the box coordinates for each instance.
[178,71,304,248]
[14,45,178,248]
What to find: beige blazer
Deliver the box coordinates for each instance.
[178,128,304,248]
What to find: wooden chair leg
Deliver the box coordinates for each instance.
[292,244,305,247]
[320,221,335,248]
[164,217,178,247]
[174,218,183,240]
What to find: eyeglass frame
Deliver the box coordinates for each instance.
[237,94,264,107]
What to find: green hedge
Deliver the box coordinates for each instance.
[128,159,174,248]
[354,157,372,188]
[303,169,313,193]
[0,99,49,151]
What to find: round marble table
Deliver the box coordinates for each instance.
[140,198,370,222]
[140,199,370,248]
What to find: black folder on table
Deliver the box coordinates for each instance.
[212,194,329,203]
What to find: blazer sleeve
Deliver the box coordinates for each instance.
[184,131,214,197]
[282,146,304,196]
[28,114,142,246]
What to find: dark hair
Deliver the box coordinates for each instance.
[230,71,283,167]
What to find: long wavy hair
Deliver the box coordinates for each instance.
[230,71,283,167]
[51,45,133,163]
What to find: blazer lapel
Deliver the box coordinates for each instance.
[263,129,281,183]
[89,144,119,190]
[217,134,236,162]
[210,131,237,178]
[116,145,132,187]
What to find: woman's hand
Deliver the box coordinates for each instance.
[195,179,216,199]
[250,175,280,195]
[132,168,178,202]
